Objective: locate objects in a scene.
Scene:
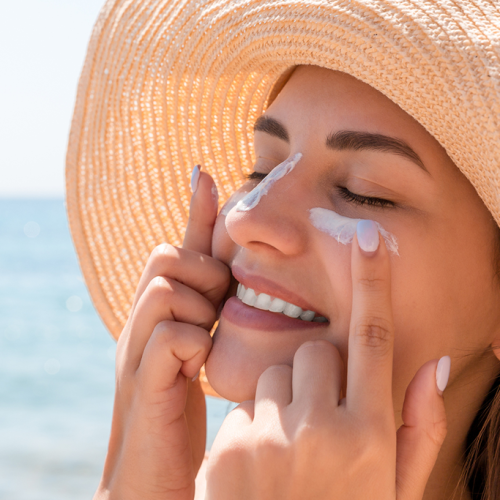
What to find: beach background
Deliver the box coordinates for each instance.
[0,2,234,499]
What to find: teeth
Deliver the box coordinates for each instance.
[300,310,315,322]
[283,303,303,318]
[254,293,272,310]
[237,284,246,300]
[312,316,328,323]
[269,297,286,313]
[242,287,258,307]
[235,283,326,323]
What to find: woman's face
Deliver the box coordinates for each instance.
[205,65,500,412]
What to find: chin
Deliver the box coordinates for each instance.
[204,321,297,402]
[204,337,263,402]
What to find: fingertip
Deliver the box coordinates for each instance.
[436,355,451,396]
[190,164,201,193]
[191,171,218,214]
[184,170,219,253]
[356,220,380,254]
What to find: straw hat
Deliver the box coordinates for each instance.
[67,0,500,397]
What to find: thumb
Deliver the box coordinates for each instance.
[183,165,219,255]
[395,356,450,500]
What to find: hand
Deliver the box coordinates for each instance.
[205,225,448,500]
[95,169,230,500]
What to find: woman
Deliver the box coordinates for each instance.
[66,1,500,499]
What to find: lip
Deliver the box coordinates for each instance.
[221,296,328,331]
[231,265,326,318]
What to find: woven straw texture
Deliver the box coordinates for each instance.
[67,0,500,396]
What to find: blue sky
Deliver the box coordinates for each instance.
[0,0,105,197]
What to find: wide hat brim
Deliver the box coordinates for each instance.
[67,0,500,397]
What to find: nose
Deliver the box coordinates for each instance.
[224,155,309,256]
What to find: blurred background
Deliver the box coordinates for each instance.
[0,2,232,498]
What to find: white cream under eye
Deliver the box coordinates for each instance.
[309,207,399,255]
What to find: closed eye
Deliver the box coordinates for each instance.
[338,186,395,208]
[245,171,267,181]
[246,172,396,208]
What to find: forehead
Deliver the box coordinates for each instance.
[268,66,420,133]
[263,65,451,172]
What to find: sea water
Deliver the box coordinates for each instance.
[0,199,234,500]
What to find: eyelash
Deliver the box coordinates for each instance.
[337,186,395,208]
[245,172,396,208]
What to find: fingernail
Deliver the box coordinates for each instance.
[356,220,380,253]
[436,356,451,396]
[190,164,201,193]
[192,370,200,382]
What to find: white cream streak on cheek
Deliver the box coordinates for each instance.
[309,207,399,255]
[235,153,303,212]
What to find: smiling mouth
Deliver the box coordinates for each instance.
[236,283,328,323]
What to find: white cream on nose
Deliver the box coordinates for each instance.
[309,207,399,255]
[220,191,247,216]
[234,153,303,212]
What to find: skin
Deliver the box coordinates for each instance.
[206,66,500,498]
[94,65,500,500]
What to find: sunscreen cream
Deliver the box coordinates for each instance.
[309,207,399,255]
[235,153,303,212]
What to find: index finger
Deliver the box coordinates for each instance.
[346,220,395,418]
[182,166,219,255]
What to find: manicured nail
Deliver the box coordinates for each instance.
[192,370,200,382]
[356,220,380,253]
[190,164,201,193]
[436,356,451,396]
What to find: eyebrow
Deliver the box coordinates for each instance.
[253,115,427,172]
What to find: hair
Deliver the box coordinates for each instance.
[459,224,500,500]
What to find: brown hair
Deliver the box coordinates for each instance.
[462,370,500,499]
[459,226,500,499]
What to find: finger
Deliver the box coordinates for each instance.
[124,276,216,372]
[219,400,255,429]
[137,320,213,402]
[346,222,394,417]
[254,365,293,421]
[183,168,219,255]
[131,243,230,312]
[291,340,343,409]
[396,357,449,500]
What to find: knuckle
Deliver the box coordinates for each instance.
[294,422,328,459]
[151,242,174,259]
[356,275,387,293]
[354,318,393,353]
[254,438,287,463]
[150,243,179,269]
[427,415,448,447]
[148,276,175,300]
[151,320,176,344]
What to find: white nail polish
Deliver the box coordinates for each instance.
[190,165,201,193]
[436,356,451,395]
[356,220,380,253]
[192,370,200,382]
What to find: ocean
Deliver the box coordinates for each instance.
[0,199,235,500]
